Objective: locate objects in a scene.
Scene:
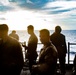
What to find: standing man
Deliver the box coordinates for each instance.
[0,24,24,75]
[32,29,58,75]
[50,25,67,75]
[22,25,38,74]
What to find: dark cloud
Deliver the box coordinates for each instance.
[9,0,50,9]
[41,7,62,10]
[0,5,14,12]
[9,0,18,2]
[49,8,76,14]
[19,0,49,9]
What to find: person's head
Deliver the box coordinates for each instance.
[12,30,16,34]
[27,25,34,34]
[0,24,9,38]
[39,29,50,44]
[55,25,62,33]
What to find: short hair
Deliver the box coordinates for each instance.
[55,25,62,33]
[39,29,50,36]
[0,24,8,32]
[27,25,34,30]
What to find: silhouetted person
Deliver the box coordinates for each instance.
[0,24,24,75]
[50,25,67,75]
[22,25,38,74]
[9,30,19,41]
[31,29,58,75]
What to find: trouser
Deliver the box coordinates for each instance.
[29,59,37,73]
[59,56,66,74]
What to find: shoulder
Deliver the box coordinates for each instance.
[50,33,56,39]
[44,44,58,59]
[9,33,12,36]
[30,34,38,42]
[15,34,19,36]
[60,33,65,38]
[50,32,55,36]
[46,43,57,54]
[49,44,57,53]
[8,36,20,46]
[33,34,38,39]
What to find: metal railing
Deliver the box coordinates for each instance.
[68,42,76,65]
[37,42,76,65]
[21,42,76,65]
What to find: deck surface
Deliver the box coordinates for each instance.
[20,63,74,75]
[65,70,73,75]
[20,66,74,75]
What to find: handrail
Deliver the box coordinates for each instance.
[68,42,76,65]
[38,42,76,65]
[21,42,76,65]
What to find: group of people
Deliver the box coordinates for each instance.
[0,23,70,75]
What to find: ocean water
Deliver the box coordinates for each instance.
[9,30,76,64]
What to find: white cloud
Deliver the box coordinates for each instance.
[0,0,10,5]
[40,1,76,20]
[0,0,76,30]
[26,0,34,4]
[43,1,76,10]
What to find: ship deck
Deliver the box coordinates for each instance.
[20,64,74,75]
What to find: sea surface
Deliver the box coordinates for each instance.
[9,30,76,64]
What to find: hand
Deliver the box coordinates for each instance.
[32,65,40,69]
[22,41,26,47]
[22,44,26,47]
[32,65,40,73]
[32,65,38,68]
[32,65,38,71]
[22,44,27,50]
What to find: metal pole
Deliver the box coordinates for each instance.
[68,42,70,65]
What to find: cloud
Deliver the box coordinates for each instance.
[0,5,14,12]
[0,0,15,12]
[0,0,76,14]
[0,0,76,30]
[0,0,76,13]
[49,8,76,14]
[42,1,76,14]
[9,0,50,9]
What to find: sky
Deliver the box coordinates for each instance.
[0,0,76,30]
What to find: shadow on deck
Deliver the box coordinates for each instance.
[20,64,74,75]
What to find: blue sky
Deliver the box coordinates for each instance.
[0,0,76,30]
